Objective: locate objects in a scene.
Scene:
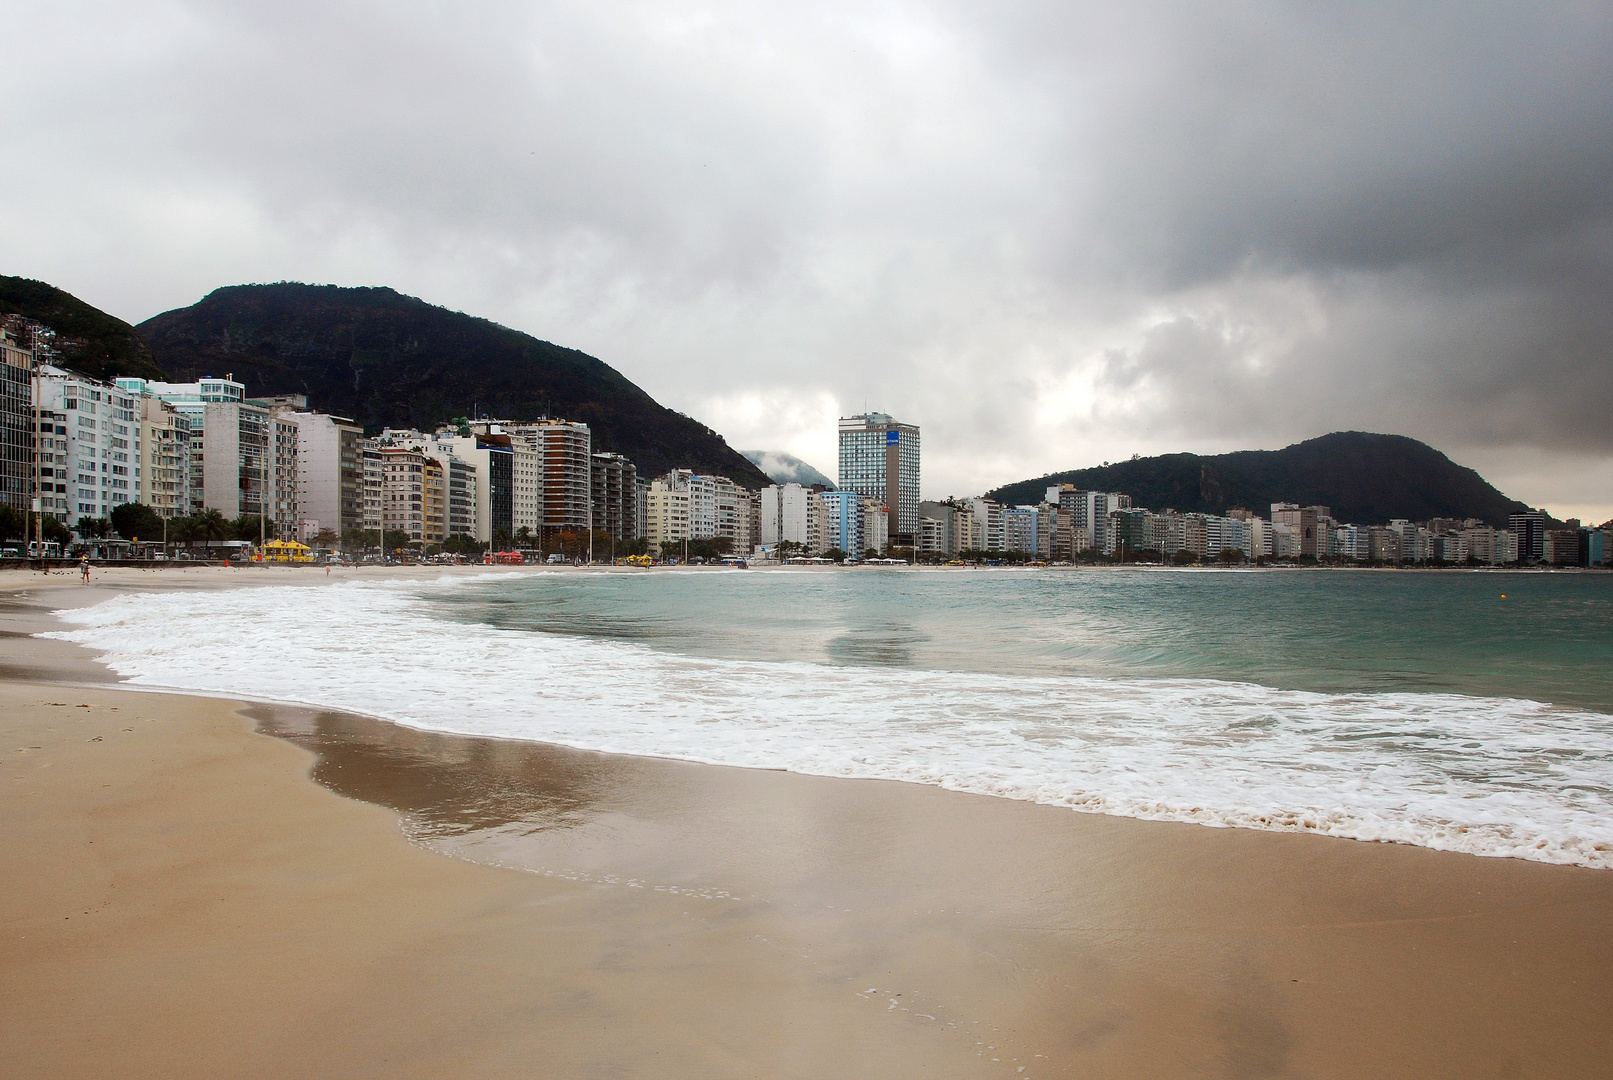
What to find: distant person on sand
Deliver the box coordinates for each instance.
[80,556,90,584]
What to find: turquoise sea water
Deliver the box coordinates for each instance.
[442,568,1613,712]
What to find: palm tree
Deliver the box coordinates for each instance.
[194,508,229,555]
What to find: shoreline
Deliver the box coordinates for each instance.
[4,571,1613,1077]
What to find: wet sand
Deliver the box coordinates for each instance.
[3,568,1612,1077]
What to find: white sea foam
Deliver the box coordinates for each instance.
[45,578,1613,868]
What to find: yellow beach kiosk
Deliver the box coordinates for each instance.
[254,539,316,564]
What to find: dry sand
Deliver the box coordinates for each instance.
[2,567,1611,1078]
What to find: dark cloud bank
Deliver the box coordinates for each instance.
[4,1,1609,512]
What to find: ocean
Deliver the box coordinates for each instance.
[47,567,1613,867]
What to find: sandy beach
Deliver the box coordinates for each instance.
[3,566,1612,1078]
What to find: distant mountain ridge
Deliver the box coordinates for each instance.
[742,450,835,489]
[987,432,1531,526]
[0,275,167,383]
[136,283,770,487]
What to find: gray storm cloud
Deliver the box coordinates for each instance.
[3,1,1609,514]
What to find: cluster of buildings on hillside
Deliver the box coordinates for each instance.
[2,317,1607,566]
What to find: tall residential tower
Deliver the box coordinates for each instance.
[837,412,919,544]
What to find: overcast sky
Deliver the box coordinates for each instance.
[5,2,1610,519]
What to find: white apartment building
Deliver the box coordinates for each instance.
[284,412,366,538]
[37,366,142,529]
[136,395,190,518]
[120,375,298,532]
[758,482,829,552]
[1460,525,1516,565]
[952,503,983,552]
[657,469,752,551]
[645,479,691,546]
[967,497,1006,552]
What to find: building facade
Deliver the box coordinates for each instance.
[838,412,920,541]
[0,325,33,514]
[590,452,639,540]
[36,366,143,529]
[645,479,691,547]
[379,446,443,543]
[286,412,365,538]
[136,395,190,518]
[508,420,591,538]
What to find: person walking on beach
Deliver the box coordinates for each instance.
[80,556,90,584]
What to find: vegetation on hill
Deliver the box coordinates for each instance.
[137,283,770,487]
[987,432,1531,526]
[0,276,167,382]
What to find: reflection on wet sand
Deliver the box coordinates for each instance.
[252,704,614,839]
[244,700,1613,1079]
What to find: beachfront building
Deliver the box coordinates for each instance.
[1432,532,1468,564]
[1509,511,1547,564]
[505,420,591,540]
[715,478,753,553]
[1110,508,1154,558]
[1048,486,1129,554]
[1005,504,1055,558]
[135,395,190,519]
[284,412,366,539]
[644,478,691,547]
[361,444,384,535]
[1543,528,1581,566]
[378,445,448,544]
[759,481,830,553]
[32,409,68,526]
[658,469,754,551]
[121,375,299,532]
[952,502,983,553]
[1271,503,1334,560]
[432,431,512,542]
[1332,524,1371,562]
[1149,511,1186,558]
[1388,520,1433,563]
[819,490,887,555]
[966,497,1006,552]
[838,412,920,544]
[0,323,34,515]
[36,366,143,531]
[1460,525,1516,565]
[468,422,540,538]
[590,452,639,540]
[1368,526,1400,562]
[917,500,955,557]
[375,429,484,543]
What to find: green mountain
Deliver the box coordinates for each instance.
[137,283,770,487]
[0,276,166,382]
[987,432,1531,526]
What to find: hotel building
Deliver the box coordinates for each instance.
[838,412,920,542]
